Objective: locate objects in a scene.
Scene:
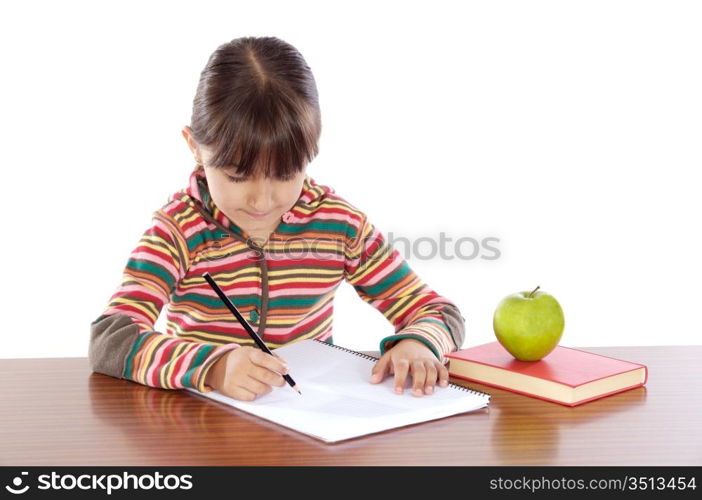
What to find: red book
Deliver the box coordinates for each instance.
[446,342,648,407]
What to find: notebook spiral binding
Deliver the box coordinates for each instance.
[313,339,490,399]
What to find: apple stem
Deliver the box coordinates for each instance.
[528,285,541,298]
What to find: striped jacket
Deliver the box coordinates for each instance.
[89,164,466,393]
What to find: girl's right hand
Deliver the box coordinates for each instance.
[205,346,289,401]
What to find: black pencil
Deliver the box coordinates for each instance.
[203,272,301,395]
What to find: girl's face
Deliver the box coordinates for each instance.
[183,126,306,235]
[203,160,307,234]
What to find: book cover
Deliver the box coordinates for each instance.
[446,341,648,407]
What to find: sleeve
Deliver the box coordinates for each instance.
[89,211,239,393]
[344,211,466,364]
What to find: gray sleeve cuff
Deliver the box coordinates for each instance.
[440,303,466,351]
[89,313,140,379]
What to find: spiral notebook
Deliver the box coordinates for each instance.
[186,339,490,443]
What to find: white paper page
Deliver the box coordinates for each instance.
[186,339,490,443]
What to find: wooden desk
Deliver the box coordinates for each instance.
[1,346,699,466]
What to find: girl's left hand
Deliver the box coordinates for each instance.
[370,338,449,396]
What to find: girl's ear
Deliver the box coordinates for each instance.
[181,126,201,162]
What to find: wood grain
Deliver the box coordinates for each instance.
[1,346,699,465]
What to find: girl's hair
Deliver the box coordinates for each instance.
[189,36,321,179]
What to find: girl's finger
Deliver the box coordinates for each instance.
[424,361,438,395]
[370,353,391,383]
[438,362,450,387]
[410,360,427,397]
[392,359,411,394]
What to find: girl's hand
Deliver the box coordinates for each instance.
[370,338,449,396]
[205,346,289,401]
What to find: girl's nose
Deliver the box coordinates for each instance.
[247,179,274,212]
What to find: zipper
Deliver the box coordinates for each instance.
[186,195,295,343]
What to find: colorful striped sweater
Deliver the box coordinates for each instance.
[89,164,466,393]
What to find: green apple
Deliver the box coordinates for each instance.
[493,286,565,361]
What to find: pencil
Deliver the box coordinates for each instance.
[203,272,301,395]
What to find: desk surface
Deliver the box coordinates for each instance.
[1,345,700,466]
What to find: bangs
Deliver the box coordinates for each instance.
[202,86,320,180]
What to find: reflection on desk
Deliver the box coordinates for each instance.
[0,345,699,465]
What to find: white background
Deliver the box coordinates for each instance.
[1,0,700,358]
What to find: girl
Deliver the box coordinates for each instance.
[89,36,466,402]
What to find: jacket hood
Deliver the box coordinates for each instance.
[170,164,335,227]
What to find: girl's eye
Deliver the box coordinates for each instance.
[226,174,247,183]
[224,172,293,183]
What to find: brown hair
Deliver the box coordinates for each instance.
[189,36,321,179]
